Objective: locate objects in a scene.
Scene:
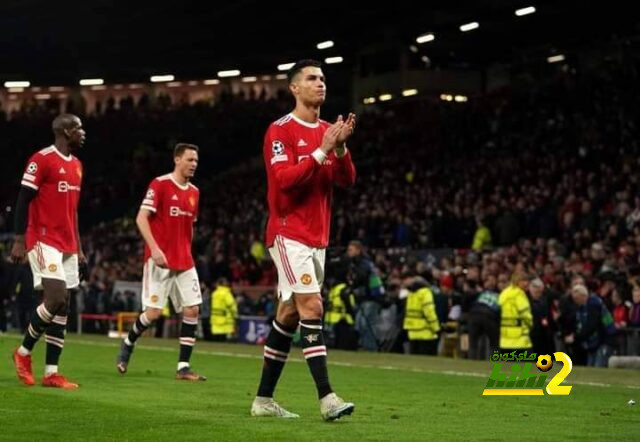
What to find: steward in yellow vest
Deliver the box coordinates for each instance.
[210,279,237,341]
[325,283,359,350]
[403,277,441,355]
[325,283,355,326]
[498,274,533,351]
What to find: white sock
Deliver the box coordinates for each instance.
[17,346,31,356]
[124,337,133,346]
[45,365,58,376]
[177,362,190,371]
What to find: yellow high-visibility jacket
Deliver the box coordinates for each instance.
[498,284,532,349]
[325,283,355,325]
[210,285,237,335]
[403,287,440,340]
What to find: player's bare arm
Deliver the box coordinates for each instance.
[76,213,86,265]
[136,208,168,268]
[10,186,37,264]
[10,236,27,264]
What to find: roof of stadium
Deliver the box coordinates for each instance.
[0,0,636,84]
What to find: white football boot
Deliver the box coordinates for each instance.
[251,397,300,418]
[320,393,355,421]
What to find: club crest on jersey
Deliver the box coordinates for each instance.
[304,333,319,343]
[301,274,313,285]
[272,140,285,156]
[150,295,159,303]
[48,264,58,273]
[146,189,155,199]
[27,162,38,174]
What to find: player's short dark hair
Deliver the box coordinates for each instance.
[52,113,80,134]
[174,143,199,157]
[287,59,322,84]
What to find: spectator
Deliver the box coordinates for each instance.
[630,286,640,327]
[467,274,499,359]
[567,284,615,367]
[529,278,555,356]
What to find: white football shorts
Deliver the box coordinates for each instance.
[28,241,79,290]
[141,258,202,312]
[268,235,325,302]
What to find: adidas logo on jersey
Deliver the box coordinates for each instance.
[297,139,308,147]
[59,167,66,174]
[172,194,179,200]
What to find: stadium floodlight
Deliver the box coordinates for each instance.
[278,62,295,71]
[275,74,288,80]
[218,70,241,78]
[547,54,565,63]
[460,22,479,32]
[4,81,30,88]
[363,97,376,104]
[416,33,435,44]
[325,56,343,64]
[440,94,453,101]
[409,45,418,53]
[379,94,393,102]
[203,79,220,85]
[317,40,334,50]
[79,78,104,86]
[515,6,536,16]
[242,76,257,83]
[150,75,174,83]
[454,95,468,102]
[402,89,418,97]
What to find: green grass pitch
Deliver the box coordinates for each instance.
[1,333,638,441]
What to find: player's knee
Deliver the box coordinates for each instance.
[45,298,66,316]
[298,295,323,320]
[183,305,199,318]
[42,279,69,314]
[277,309,299,329]
[144,308,163,322]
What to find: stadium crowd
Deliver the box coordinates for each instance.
[2,55,640,365]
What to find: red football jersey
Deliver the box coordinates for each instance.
[140,174,199,270]
[21,145,83,254]
[263,113,356,248]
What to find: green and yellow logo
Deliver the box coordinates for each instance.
[482,351,573,396]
